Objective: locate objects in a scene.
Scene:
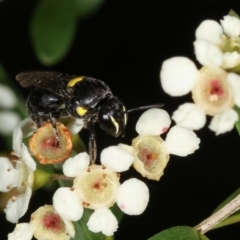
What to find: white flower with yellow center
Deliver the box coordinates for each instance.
[53,150,149,236]
[119,108,200,181]
[8,205,75,240]
[194,15,240,69]
[160,57,240,134]
[0,119,36,223]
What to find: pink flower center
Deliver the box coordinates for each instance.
[140,148,158,167]
[41,137,59,150]
[92,178,107,193]
[209,80,223,101]
[42,211,64,232]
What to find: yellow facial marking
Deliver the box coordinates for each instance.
[110,116,119,134]
[67,76,84,87]
[76,106,87,116]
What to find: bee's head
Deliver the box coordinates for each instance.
[98,97,127,137]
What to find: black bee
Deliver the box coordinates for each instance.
[16,71,162,162]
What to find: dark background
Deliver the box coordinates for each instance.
[1,0,240,239]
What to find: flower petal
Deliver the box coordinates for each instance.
[19,118,36,138]
[87,208,118,236]
[221,15,240,37]
[160,57,199,96]
[4,186,32,223]
[53,187,83,221]
[8,223,34,240]
[63,152,90,177]
[222,51,240,69]
[0,157,20,192]
[0,84,17,109]
[136,108,171,135]
[62,218,75,238]
[12,125,23,157]
[21,144,36,172]
[209,109,238,135]
[164,126,200,156]
[100,145,134,172]
[227,72,240,107]
[194,39,222,67]
[0,111,20,135]
[172,103,206,130]
[66,118,84,136]
[195,20,222,45]
[116,178,149,215]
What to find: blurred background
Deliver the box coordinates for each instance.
[1,0,240,239]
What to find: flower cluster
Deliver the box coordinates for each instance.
[2,103,200,239]
[0,119,36,224]
[160,14,240,135]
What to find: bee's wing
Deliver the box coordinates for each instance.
[16,71,78,99]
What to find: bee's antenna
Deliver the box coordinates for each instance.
[127,103,164,113]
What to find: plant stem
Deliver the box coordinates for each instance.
[195,194,240,234]
[50,174,74,181]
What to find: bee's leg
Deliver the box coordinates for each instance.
[49,113,60,147]
[48,110,70,147]
[88,122,97,164]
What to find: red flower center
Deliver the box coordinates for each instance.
[42,211,64,232]
[210,80,223,97]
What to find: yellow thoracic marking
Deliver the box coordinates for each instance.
[67,76,84,87]
[110,116,119,134]
[76,106,87,116]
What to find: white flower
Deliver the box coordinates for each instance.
[8,205,74,240]
[0,111,20,135]
[53,151,149,236]
[194,15,240,69]
[0,120,36,223]
[130,109,200,180]
[0,84,17,108]
[87,208,118,236]
[160,57,240,134]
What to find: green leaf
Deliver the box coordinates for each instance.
[110,204,124,223]
[148,226,208,240]
[228,10,240,19]
[214,187,240,212]
[75,0,105,18]
[31,0,78,66]
[31,0,105,66]
[234,106,240,136]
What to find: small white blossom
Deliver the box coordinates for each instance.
[100,145,134,172]
[172,103,206,130]
[128,109,200,180]
[87,208,118,236]
[164,126,200,156]
[8,205,74,240]
[63,152,90,177]
[0,84,17,108]
[8,223,34,240]
[53,151,149,236]
[194,15,240,69]
[209,108,238,135]
[66,117,84,135]
[160,57,199,96]
[136,108,171,135]
[0,121,36,223]
[160,57,240,134]
[220,15,240,37]
[116,178,149,215]
[0,111,20,135]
